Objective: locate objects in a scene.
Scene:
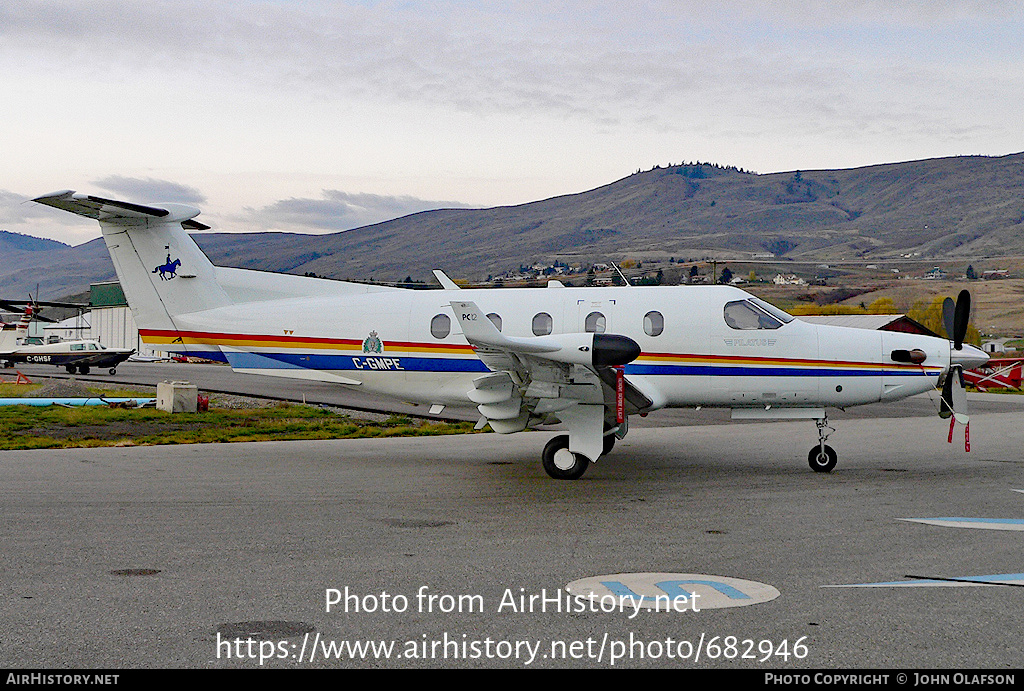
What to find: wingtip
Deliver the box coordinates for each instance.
[31,190,76,203]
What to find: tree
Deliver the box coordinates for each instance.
[966,264,977,280]
[867,298,898,314]
[907,297,981,345]
[719,266,733,284]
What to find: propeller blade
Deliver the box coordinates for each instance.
[942,297,955,341]
[940,364,969,423]
[952,289,970,350]
[950,365,968,423]
[939,370,953,419]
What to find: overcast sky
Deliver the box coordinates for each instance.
[1,0,1021,246]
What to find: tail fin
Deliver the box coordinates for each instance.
[0,306,32,350]
[33,191,232,351]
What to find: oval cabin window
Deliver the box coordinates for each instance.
[430,313,451,339]
[532,312,552,336]
[584,311,606,333]
[644,311,664,337]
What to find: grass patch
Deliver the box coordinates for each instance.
[0,402,477,450]
[0,383,44,397]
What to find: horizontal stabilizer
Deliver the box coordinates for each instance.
[32,190,210,229]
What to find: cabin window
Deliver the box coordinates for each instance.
[644,311,664,337]
[430,313,451,339]
[723,300,784,330]
[71,343,85,351]
[584,311,606,333]
[486,313,502,331]
[532,312,552,336]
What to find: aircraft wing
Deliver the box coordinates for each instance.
[450,300,650,456]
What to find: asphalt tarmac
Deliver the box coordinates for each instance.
[11,359,1022,425]
[2,374,1023,669]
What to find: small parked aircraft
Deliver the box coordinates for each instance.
[33,190,988,478]
[0,301,134,375]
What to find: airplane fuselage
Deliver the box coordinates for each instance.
[136,283,948,412]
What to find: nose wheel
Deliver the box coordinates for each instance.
[808,416,837,473]
[808,444,837,472]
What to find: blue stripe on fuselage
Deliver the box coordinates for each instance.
[225,351,489,373]
[220,351,938,379]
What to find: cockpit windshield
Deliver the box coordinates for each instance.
[723,299,792,330]
[749,297,794,324]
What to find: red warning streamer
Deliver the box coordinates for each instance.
[615,366,625,425]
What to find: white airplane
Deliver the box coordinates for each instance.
[33,190,989,478]
[0,307,34,352]
[0,303,134,375]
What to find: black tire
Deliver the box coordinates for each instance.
[79,365,90,375]
[602,433,616,456]
[108,368,117,375]
[808,445,837,473]
[542,435,589,480]
[65,365,77,374]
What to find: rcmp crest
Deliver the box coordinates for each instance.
[362,331,383,354]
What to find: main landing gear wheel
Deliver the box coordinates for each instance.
[65,365,77,374]
[542,435,590,480]
[602,432,615,457]
[808,445,837,473]
[108,368,117,375]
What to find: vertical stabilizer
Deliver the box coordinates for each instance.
[32,191,232,349]
[0,306,33,351]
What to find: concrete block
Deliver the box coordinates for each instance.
[157,381,198,413]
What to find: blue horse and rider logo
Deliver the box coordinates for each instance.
[153,254,182,280]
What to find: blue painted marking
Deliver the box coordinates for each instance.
[840,573,1024,587]
[657,579,751,599]
[600,579,750,601]
[223,351,489,373]
[913,518,1024,525]
[211,349,937,378]
[600,581,668,604]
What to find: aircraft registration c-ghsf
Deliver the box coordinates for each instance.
[34,191,989,479]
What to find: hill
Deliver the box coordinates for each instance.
[0,230,70,254]
[5,152,1024,298]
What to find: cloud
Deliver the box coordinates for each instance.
[240,189,473,232]
[5,0,1015,131]
[0,189,98,227]
[91,176,207,204]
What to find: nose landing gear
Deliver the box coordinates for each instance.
[808,416,837,473]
